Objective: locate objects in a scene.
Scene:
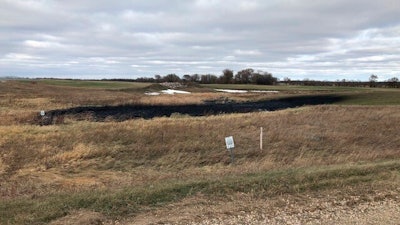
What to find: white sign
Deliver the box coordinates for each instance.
[225,136,235,149]
[40,110,45,116]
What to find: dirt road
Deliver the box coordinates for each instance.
[126,190,400,225]
[194,199,400,225]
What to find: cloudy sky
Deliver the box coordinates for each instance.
[1,0,399,80]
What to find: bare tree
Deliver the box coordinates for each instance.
[235,68,253,84]
[369,74,378,87]
[221,69,234,84]
[387,77,399,88]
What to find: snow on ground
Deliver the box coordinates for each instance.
[250,90,279,93]
[145,92,161,96]
[215,89,279,93]
[145,89,278,96]
[145,89,191,95]
[161,89,191,95]
[215,89,248,93]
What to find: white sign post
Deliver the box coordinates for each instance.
[39,110,46,126]
[225,136,234,149]
[225,136,235,164]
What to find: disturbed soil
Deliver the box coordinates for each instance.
[42,94,344,124]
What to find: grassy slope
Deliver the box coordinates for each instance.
[2,160,399,224]
[203,83,400,105]
[1,80,400,224]
[338,90,400,105]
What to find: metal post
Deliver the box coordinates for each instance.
[229,148,235,164]
[225,136,235,164]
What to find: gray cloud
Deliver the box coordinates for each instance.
[1,0,399,80]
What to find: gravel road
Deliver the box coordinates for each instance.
[55,193,400,224]
[194,199,400,225]
[125,190,400,225]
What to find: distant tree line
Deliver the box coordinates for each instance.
[281,74,399,88]
[105,71,399,88]
[127,68,278,85]
[281,80,398,88]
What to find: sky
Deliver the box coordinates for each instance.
[1,0,399,81]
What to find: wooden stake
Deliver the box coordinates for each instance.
[260,127,263,150]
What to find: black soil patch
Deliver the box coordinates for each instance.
[41,95,345,124]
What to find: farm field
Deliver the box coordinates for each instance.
[1,79,400,224]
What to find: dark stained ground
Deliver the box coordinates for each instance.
[41,95,344,124]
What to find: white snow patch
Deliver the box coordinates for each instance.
[215,89,248,93]
[215,89,279,93]
[250,90,279,93]
[160,89,191,95]
[145,92,161,96]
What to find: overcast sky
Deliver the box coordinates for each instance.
[1,0,399,80]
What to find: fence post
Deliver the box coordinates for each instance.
[260,127,263,150]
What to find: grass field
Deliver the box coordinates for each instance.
[203,83,400,105]
[21,79,152,89]
[202,83,373,92]
[1,79,400,224]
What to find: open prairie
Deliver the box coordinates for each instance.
[1,79,400,224]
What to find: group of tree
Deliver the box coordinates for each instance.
[369,75,399,88]
[109,72,399,88]
[147,68,278,85]
[280,74,399,88]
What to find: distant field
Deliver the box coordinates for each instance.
[1,79,400,224]
[15,79,400,105]
[337,90,400,105]
[22,79,152,89]
[201,83,377,92]
[203,83,400,105]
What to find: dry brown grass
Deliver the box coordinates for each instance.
[1,80,400,224]
[1,105,400,199]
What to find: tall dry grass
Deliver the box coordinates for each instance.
[1,105,400,199]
